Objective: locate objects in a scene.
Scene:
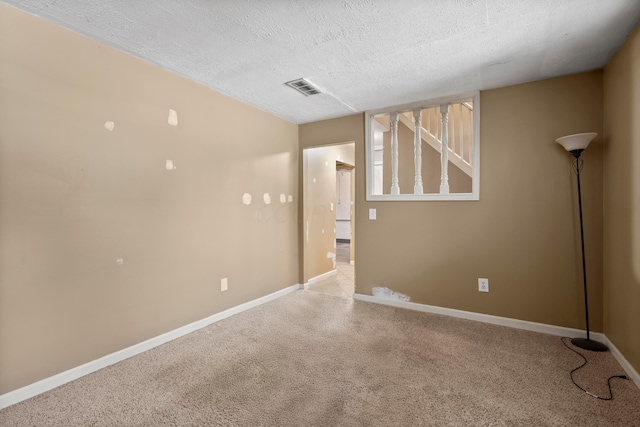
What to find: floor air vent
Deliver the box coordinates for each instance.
[285,78,322,96]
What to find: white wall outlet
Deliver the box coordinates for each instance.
[221,277,228,292]
[369,208,376,220]
[478,278,489,292]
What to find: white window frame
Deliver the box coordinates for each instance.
[365,91,480,201]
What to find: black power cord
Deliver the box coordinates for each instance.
[561,337,628,400]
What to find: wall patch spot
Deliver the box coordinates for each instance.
[242,193,252,205]
[313,178,316,184]
[116,257,124,265]
[168,109,178,126]
[280,194,286,203]
[166,160,176,170]
[104,121,115,131]
[263,193,271,204]
[288,195,293,203]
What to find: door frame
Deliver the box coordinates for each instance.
[301,141,356,285]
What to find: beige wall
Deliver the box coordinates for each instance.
[300,71,604,331]
[0,4,299,394]
[604,24,640,373]
[302,144,355,282]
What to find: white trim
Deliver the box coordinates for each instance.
[0,283,300,410]
[301,269,337,289]
[366,192,479,202]
[603,336,640,389]
[353,293,605,339]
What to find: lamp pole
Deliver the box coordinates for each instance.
[570,149,607,352]
[555,132,606,351]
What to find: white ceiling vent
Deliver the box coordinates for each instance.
[285,78,322,96]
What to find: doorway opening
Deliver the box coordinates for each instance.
[302,142,355,299]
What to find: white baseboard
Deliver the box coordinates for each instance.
[351,293,640,384]
[353,293,603,339]
[603,336,640,389]
[3,287,637,410]
[301,269,337,290]
[0,283,300,410]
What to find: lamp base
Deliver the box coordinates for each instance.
[571,337,608,352]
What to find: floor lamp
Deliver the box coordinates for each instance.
[556,132,607,352]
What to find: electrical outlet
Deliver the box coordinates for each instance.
[221,277,228,292]
[478,278,489,293]
[369,208,376,220]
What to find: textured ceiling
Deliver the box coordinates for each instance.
[4,0,640,124]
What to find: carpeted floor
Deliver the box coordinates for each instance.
[1,289,639,426]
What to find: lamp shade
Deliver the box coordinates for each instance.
[556,132,597,152]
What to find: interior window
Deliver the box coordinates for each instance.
[365,92,480,201]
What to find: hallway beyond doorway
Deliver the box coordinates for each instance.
[306,242,354,299]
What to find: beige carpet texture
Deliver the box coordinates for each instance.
[1,290,639,426]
